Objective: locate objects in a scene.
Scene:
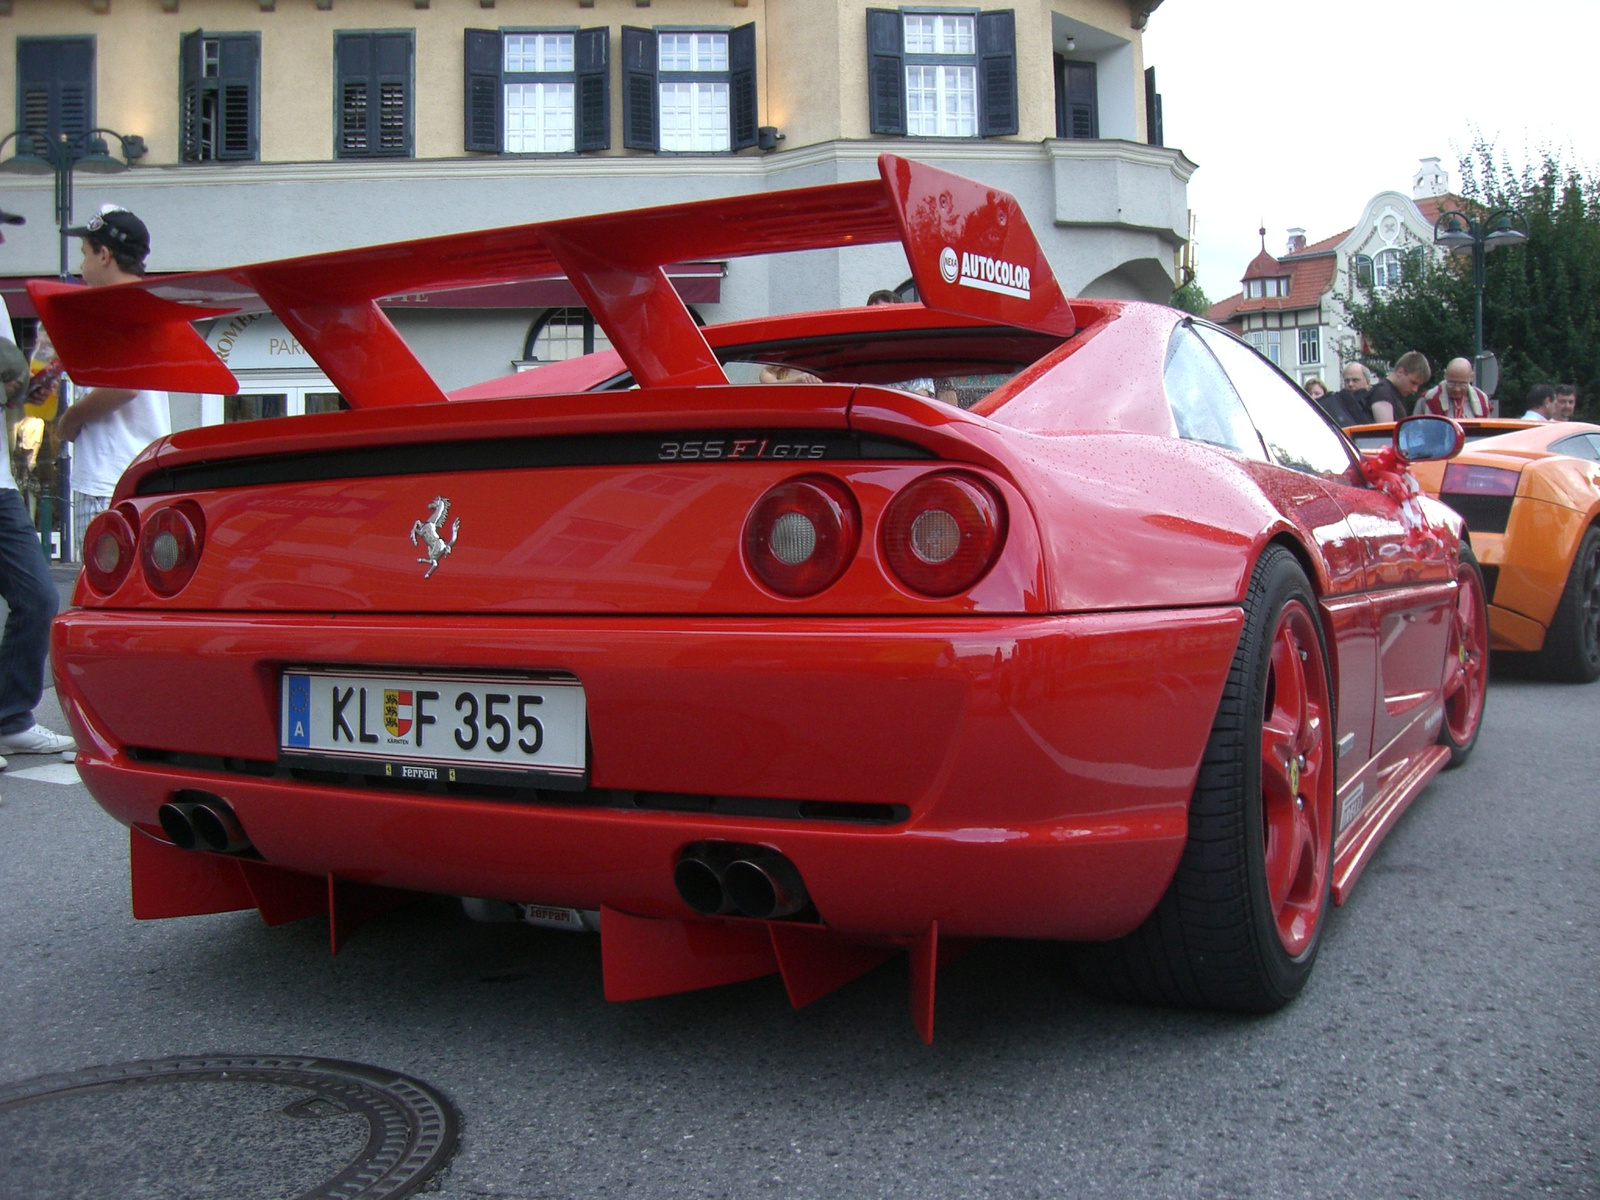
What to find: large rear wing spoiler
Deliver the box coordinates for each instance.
[29,154,1075,409]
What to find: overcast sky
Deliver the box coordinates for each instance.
[1142,1,1599,304]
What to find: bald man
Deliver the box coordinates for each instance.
[1415,357,1490,419]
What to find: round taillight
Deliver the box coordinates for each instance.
[83,508,138,595]
[743,475,860,597]
[882,473,1006,597]
[139,502,205,596]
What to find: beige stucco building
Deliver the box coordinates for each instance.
[0,0,1190,417]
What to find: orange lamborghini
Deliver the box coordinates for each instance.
[1349,420,1600,680]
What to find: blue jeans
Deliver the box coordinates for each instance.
[0,487,57,736]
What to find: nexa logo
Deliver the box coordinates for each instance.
[939,246,1032,300]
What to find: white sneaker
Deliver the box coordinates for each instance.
[0,724,77,755]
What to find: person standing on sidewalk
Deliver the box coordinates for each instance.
[1366,352,1431,423]
[1415,357,1491,419]
[0,337,75,765]
[54,206,169,560]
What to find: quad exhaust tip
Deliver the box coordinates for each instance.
[157,791,252,854]
[674,842,810,920]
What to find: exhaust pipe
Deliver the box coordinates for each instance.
[157,791,251,854]
[673,842,740,915]
[673,842,810,920]
[724,851,809,920]
[157,801,200,850]
[190,797,251,853]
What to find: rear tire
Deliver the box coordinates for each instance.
[1074,546,1335,1012]
[1537,526,1600,683]
[1439,545,1490,765]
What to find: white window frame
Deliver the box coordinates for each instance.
[503,30,576,153]
[1375,248,1404,289]
[657,30,731,152]
[903,11,978,138]
[1298,325,1321,365]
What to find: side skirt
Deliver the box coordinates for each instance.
[1331,743,1451,905]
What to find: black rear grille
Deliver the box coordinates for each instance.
[134,429,932,495]
[1440,492,1513,535]
[124,747,909,825]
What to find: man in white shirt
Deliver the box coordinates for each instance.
[55,206,170,560]
[0,333,75,762]
[1520,384,1559,421]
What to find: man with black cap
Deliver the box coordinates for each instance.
[55,205,170,560]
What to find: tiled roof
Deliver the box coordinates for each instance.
[1416,194,1464,226]
[1234,252,1337,315]
[1241,248,1282,280]
[1284,228,1351,258]
[1207,291,1242,323]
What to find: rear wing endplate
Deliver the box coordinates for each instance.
[30,154,1076,408]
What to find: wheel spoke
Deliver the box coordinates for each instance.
[1266,805,1310,912]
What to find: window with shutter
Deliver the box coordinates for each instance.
[467,28,608,154]
[621,26,753,154]
[180,30,259,162]
[17,36,94,150]
[335,30,412,159]
[1054,57,1097,139]
[877,10,1015,140]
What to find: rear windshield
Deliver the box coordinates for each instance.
[598,326,1068,409]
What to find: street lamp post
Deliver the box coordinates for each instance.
[0,127,146,279]
[1432,206,1529,394]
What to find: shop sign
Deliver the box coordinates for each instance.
[206,313,319,371]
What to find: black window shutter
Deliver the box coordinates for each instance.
[575,27,610,152]
[463,28,501,153]
[729,22,758,151]
[373,33,412,156]
[1061,61,1097,139]
[179,30,203,161]
[216,34,258,160]
[621,26,656,151]
[865,10,904,136]
[18,37,94,147]
[977,10,1017,137]
[1143,65,1163,146]
[336,34,372,155]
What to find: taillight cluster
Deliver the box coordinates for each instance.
[742,471,1006,599]
[83,501,206,597]
[1441,463,1520,496]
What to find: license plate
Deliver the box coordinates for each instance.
[280,668,587,789]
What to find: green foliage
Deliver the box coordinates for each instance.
[1346,140,1600,420]
[1170,274,1211,317]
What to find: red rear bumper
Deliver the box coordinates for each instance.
[53,607,1241,941]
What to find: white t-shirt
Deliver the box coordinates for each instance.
[70,389,170,497]
[1521,410,1550,421]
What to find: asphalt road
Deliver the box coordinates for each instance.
[0,664,1595,1198]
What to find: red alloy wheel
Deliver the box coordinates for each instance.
[1442,559,1489,745]
[1257,599,1332,958]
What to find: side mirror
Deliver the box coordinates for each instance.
[1394,414,1464,463]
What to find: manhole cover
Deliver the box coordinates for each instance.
[0,1055,459,1200]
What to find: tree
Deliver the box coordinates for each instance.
[1169,271,1210,317]
[1346,142,1600,420]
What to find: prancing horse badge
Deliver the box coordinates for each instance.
[410,495,460,579]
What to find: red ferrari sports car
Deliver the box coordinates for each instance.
[38,157,1487,1041]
